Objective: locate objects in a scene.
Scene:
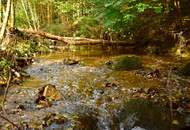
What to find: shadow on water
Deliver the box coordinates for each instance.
[65,44,135,57]
[45,99,183,130]
[75,99,183,130]
[116,99,173,130]
[74,109,99,130]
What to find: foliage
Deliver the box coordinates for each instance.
[14,41,36,57]
[43,24,70,36]
[73,16,100,38]
[14,40,49,57]
[12,0,166,39]
[90,0,163,37]
[2,0,189,49]
[15,3,27,28]
[0,58,12,69]
[54,0,77,14]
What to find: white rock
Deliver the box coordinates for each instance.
[131,126,146,130]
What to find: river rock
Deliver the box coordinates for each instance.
[63,58,79,65]
[179,62,190,76]
[35,84,62,108]
[40,84,62,100]
[131,126,146,130]
[42,113,66,127]
[35,95,52,108]
[111,55,142,70]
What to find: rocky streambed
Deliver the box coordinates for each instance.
[0,47,190,130]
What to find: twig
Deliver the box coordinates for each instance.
[0,113,20,129]
[0,69,21,129]
[166,67,173,130]
[1,68,12,115]
[2,68,12,107]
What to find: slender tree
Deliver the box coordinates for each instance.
[0,0,11,44]
[0,0,2,24]
[9,0,15,27]
[28,0,37,30]
[21,0,33,29]
[32,0,39,30]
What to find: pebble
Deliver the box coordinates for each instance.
[131,126,146,130]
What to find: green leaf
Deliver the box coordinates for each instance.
[153,6,163,14]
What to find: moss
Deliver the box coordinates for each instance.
[112,55,142,70]
[179,62,190,76]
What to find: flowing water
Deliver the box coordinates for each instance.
[1,45,189,130]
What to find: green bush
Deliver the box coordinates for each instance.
[74,16,101,38]
[112,55,142,70]
[0,59,12,69]
[15,41,37,57]
[14,40,50,57]
[37,45,50,53]
[43,24,73,36]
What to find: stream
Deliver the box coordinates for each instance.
[1,45,190,130]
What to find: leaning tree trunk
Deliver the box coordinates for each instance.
[0,0,2,24]
[0,0,11,44]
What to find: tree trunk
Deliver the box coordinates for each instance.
[9,0,15,27]
[33,1,39,30]
[0,0,11,44]
[47,3,52,26]
[164,0,170,14]
[0,0,2,24]
[17,28,134,46]
[28,0,37,30]
[21,0,32,29]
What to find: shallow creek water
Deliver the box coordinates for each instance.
[1,46,189,130]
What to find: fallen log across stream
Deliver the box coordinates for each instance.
[16,28,135,46]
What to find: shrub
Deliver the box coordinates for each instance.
[0,59,12,69]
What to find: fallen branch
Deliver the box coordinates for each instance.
[2,68,12,106]
[1,68,12,116]
[0,69,20,129]
[17,28,68,43]
[16,28,135,46]
[0,114,20,129]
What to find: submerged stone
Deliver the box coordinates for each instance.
[63,58,79,65]
[111,55,142,71]
[35,84,62,108]
[131,126,146,130]
[179,62,190,76]
[40,84,62,100]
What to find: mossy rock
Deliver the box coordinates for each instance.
[179,62,190,76]
[111,55,142,70]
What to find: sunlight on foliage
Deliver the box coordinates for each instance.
[0,59,12,69]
